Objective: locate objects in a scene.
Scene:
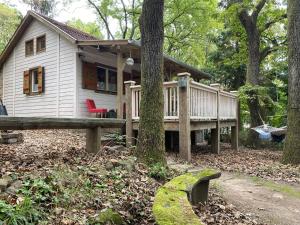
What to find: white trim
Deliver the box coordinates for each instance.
[2,62,5,101]
[13,48,16,116]
[56,34,60,117]
[74,51,78,118]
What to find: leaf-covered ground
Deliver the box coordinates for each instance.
[1,130,298,224]
[190,143,300,184]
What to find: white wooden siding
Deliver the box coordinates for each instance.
[2,19,77,117]
[76,52,117,117]
[0,68,3,98]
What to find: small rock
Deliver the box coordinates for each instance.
[110,159,120,167]
[6,180,23,194]
[234,212,241,219]
[92,208,123,225]
[0,176,13,192]
[54,207,64,215]
[105,162,114,170]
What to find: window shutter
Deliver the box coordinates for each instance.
[37,66,44,94]
[23,70,30,94]
[82,62,97,90]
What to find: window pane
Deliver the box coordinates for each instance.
[97,67,106,90]
[37,35,46,52]
[25,40,33,56]
[31,69,39,92]
[108,70,117,92]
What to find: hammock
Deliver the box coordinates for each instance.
[251,125,287,142]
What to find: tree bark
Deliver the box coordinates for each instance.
[136,0,166,165]
[283,0,300,164]
[239,8,265,146]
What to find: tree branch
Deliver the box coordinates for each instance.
[260,13,287,33]
[120,0,128,39]
[252,0,267,21]
[87,0,114,40]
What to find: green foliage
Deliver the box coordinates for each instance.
[22,0,58,17]
[0,198,43,225]
[148,163,168,181]
[104,133,126,146]
[20,178,56,206]
[0,3,22,54]
[67,19,103,39]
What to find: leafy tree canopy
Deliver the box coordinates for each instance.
[0,3,22,54]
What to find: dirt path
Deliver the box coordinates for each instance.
[216,172,300,225]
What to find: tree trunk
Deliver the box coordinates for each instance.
[239,11,264,146]
[136,0,166,165]
[283,0,300,164]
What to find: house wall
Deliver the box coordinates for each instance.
[76,51,139,117]
[2,19,77,117]
[0,67,3,98]
[76,52,118,117]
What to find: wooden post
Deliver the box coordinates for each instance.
[230,91,239,150]
[178,72,191,161]
[86,126,102,153]
[117,47,125,119]
[210,83,220,154]
[125,80,136,147]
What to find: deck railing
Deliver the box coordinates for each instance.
[129,79,237,121]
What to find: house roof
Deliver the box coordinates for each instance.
[0,11,211,79]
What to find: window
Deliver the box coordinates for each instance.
[82,62,118,94]
[108,70,117,92]
[36,35,46,53]
[25,39,34,56]
[97,67,106,91]
[23,66,44,95]
[31,69,39,93]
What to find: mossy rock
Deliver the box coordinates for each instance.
[153,168,220,225]
[91,208,124,225]
[153,187,203,225]
[164,168,219,191]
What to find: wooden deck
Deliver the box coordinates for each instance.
[125,72,239,161]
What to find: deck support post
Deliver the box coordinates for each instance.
[178,72,191,161]
[230,91,239,151]
[86,126,102,153]
[125,81,136,147]
[231,126,238,150]
[117,47,125,119]
[210,84,220,154]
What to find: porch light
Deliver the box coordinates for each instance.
[178,76,188,88]
[126,50,134,66]
[126,57,134,66]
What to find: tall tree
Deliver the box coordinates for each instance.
[222,0,287,145]
[136,0,165,165]
[67,19,103,39]
[23,0,57,17]
[0,3,22,54]
[283,0,300,164]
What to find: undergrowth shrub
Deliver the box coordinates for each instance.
[148,163,168,181]
[0,197,43,225]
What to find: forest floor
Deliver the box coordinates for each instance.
[0,130,300,224]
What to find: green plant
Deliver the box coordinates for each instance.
[105,133,126,145]
[0,197,43,225]
[148,163,168,180]
[20,178,56,206]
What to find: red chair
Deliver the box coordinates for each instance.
[85,99,108,118]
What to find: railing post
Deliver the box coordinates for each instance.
[125,81,136,147]
[178,72,191,161]
[210,83,220,154]
[230,91,239,151]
